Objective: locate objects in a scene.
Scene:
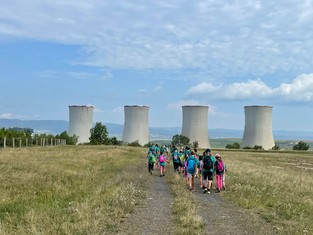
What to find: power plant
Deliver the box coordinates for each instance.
[68,105,94,144]
[181,105,210,148]
[241,105,275,150]
[122,105,149,146]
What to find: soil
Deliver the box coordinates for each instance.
[117,172,174,235]
[118,170,276,235]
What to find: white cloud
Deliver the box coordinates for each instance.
[1,1,313,77]
[185,74,313,102]
[0,113,13,119]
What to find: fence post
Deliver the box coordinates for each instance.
[13,137,15,148]
[4,136,6,148]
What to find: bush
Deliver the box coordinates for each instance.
[242,146,252,149]
[171,134,190,146]
[127,141,141,147]
[272,145,281,150]
[192,141,199,149]
[292,141,310,151]
[225,142,240,149]
[253,145,263,150]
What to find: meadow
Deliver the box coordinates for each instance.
[0,146,147,234]
[0,146,312,234]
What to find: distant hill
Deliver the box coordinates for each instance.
[1,118,313,141]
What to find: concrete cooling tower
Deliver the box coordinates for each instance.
[181,105,210,148]
[241,105,275,150]
[68,105,94,144]
[122,105,149,146]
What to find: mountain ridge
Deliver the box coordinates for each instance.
[1,118,313,141]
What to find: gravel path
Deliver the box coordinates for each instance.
[118,172,174,235]
[118,168,275,235]
[193,180,276,235]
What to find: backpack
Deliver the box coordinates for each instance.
[216,160,224,173]
[151,155,156,163]
[203,157,214,170]
[159,155,166,163]
[173,152,179,161]
[187,157,196,172]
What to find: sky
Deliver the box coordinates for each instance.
[0,0,313,131]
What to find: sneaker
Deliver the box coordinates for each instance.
[207,189,211,194]
[192,189,196,192]
[203,189,207,193]
[150,172,152,175]
[217,189,221,193]
[223,186,226,190]
[163,174,165,177]
[160,175,162,177]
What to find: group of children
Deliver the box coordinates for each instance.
[147,144,227,194]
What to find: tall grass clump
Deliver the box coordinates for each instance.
[0,146,147,234]
[218,150,313,235]
[166,172,203,235]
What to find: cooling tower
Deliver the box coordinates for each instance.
[68,105,94,144]
[241,105,275,150]
[181,105,210,148]
[122,105,149,146]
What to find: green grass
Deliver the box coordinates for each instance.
[215,149,313,235]
[166,172,204,235]
[0,146,147,234]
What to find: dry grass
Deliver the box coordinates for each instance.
[215,149,313,235]
[166,172,204,235]
[0,146,147,234]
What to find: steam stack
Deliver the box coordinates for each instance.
[68,105,94,144]
[181,105,210,148]
[241,105,275,150]
[122,105,149,146]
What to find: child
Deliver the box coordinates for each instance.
[222,162,227,190]
[147,151,156,175]
[158,151,168,177]
[172,148,181,173]
[214,153,224,193]
[202,148,215,194]
[198,154,204,189]
[186,151,198,191]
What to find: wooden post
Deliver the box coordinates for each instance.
[4,136,6,148]
[13,137,15,148]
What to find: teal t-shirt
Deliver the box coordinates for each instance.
[202,155,215,173]
[187,156,199,174]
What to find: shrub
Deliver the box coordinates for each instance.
[127,141,141,147]
[293,141,310,151]
[253,145,263,150]
[225,142,240,149]
[272,145,281,150]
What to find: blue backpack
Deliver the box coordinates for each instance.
[187,157,196,172]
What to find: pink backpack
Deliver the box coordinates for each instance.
[159,155,166,163]
[216,160,224,173]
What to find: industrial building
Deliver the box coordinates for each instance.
[122,105,149,146]
[241,105,275,150]
[181,105,210,148]
[68,105,94,144]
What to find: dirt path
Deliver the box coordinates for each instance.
[118,172,174,235]
[193,179,276,235]
[118,167,275,235]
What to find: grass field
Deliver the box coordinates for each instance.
[216,149,313,235]
[1,146,312,234]
[0,146,147,234]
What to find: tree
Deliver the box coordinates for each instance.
[225,142,240,149]
[293,141,309,151]
[89,122,110,145]
[58,131,78,145]
[192,140,199,149]
[272,145,280,150]
[171,134,190,146]
[110,137,122,145]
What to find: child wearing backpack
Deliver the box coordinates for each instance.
[186,151,199,191]
[214,153,224,193]
[147,151,156,175]
[198,154,204,189]
[158,151,168,177]
[202,148,215,194]
[172,148,181,173]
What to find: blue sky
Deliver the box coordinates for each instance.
[1,0,313,131]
